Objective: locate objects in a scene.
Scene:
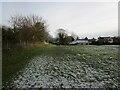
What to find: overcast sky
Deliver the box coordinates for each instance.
[1,2,118,38]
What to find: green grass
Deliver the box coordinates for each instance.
[2,44,119,87]
[2,44,75,85]
[2,44,54,86]
[0,47,2,89]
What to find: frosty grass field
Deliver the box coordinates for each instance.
[3,45,119,88]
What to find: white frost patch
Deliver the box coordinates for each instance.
[13,56,118,88]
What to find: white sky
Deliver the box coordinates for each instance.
[1,0,119,2]
[1,0,119,38]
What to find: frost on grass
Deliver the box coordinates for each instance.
[4,46,118,88]
[13,54,118,88]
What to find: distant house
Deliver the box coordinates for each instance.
[69,40,90,45]
[98,37,113,44]
[113,37,120,44]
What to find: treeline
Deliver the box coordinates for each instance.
[2,15,76,51]
[2,15,50,50]
[2,15,119,51]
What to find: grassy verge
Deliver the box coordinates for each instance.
[2,44,83,85]
[2,44,55,87]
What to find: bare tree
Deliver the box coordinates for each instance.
[9,15,48,46]
[56,29,74,45]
